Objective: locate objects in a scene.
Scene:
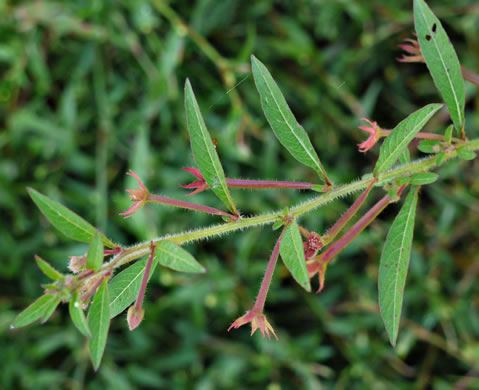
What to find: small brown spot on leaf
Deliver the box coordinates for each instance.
[425,34,431,41]
[432,23,437,33]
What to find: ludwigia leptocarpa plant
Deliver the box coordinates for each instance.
[10,0,479,370]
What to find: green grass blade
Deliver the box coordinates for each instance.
[374,104,442,175]
[379,187,419,346]
[251,55,330,185]
[88,279,110,371]
[279,221,311,292]
[414,0,465,134]
[86,231,103,271]
[27,188,117,248]
[184,79,238,215]
[109,257,158,319]
[11,294,58,328]
[156,241,206,273]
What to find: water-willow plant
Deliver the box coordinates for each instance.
[11,0,479,370]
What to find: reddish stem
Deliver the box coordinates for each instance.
[134,242,156,312]
[226,178,313,190]
[148,194,236,219]
[81,271,111,302]
[323,179,376,245]
[319,185,407,265]
[380,130,462,143]
[253,229,286,313]
[461,65,479,87]
[104,248,123,256]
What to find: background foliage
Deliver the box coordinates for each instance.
[2,0,479,388]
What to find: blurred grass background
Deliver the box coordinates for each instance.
[1,0,479,388]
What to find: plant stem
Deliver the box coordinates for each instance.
[90,138,479,275]
[226,178,313,190]
[148,194,235,218]
[134,242,155,312]
[461,65,479,87]
[380,130,462,143]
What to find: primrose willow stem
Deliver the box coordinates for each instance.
[226,178,313,190]
[319,184,407,265]
[134,242,155,312]
[107,138,479,270]
[148,194,234,218]
[380,130,462,143]
[253,229,285,313]
[322,179,376,246]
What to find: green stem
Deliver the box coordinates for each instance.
[93,138,479,275]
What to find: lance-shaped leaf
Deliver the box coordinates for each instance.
[69,293,91,337]
[379,187,419,347]
[155,241,206,273]
[40,295,62,323]
[88,279,110,371]
[414,0,465,134]
[374,104,442,175]
[35,255,63,281]
[251,55,331,185]
[11,294,58,328]
[184,80,238,215]
[109,257,159,318]
[279,220,311,292]
[86,231,103,271]
[27,188,117,248]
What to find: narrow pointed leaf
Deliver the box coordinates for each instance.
[410,172,439,185]
[251,55,330,185]
[156,241,206,273]
[184,79,238,215]
[69,293,91,337]
[35,255,63,281]
[40,295,61,323]
[27,188,117,248]
[374,104,442,175]
[379,187,419,346]
[11,294,58,328]
[88,279,110,371]
[86,231,103,271]
[279,221,311,292]
[414,0,465,133]
[109,257,159,318]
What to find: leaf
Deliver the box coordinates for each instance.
[156,241,206,273]
[27,188,117,248]
[11,294,58,328]
[86,231,103,271]
[109,257,159,318]
[279,221,311,292]
[418,140,441,154]
[69,293,91,337]
[35,255,63,280]
[88,279,110,371]
[374,104,442,175]
[444,125,453,144]
[184,79,238,215]
[251,55,330,185]
[379,187,419,346]
[40,295,61,323]
[398,149,411,165]
[414,0,465,134]
[457,147,476,161]
[410,172,439,185]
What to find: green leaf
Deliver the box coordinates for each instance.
[69,293,91,337]
[40,295,62,324]
[279,221,311,292]
[399,149,410,165]
[88,279,110,371]
[251,55,330,185]
[86,231,103,271]
[374,104,442,175]
[35,255,63,281]
[444,125,453,144]
[436,151,447,165]
[27,188,117,248]
[156,241,206,273]
[109,257,159,318]
[414,0,465,134]
[184,79,238,215]
[410,172,439,185]
[379,187,419,346]
[11,294,58,328]
[457,147,476,161]
[418,139,441,154]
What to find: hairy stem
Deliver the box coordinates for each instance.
[90,138,479,277]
